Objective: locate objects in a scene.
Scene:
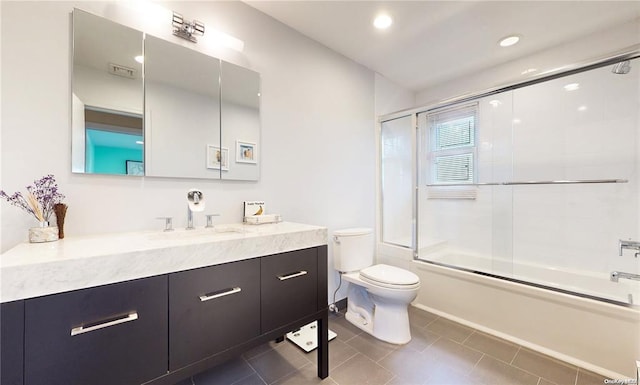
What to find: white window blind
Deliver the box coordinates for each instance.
[435,116,475,150]
[435,153,474,183]
[428,103,477,185]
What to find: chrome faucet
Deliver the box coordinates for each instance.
[619,239,640,256]
[187,206,195,230]
[610,271,640,282]
[186,189,204,230]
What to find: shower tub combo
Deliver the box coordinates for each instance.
[378,51,640,380]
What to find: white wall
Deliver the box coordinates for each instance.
[374,73,415,116]
[0,1,376,302]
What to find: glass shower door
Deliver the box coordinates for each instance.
[415,92,515,276]
[411,56,640,304]
[380,115,414,248]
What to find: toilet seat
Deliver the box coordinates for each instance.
[359,264,420,290]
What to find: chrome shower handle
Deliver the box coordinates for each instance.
[619,239,640,256]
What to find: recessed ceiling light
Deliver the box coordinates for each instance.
[499,35,520,47]
[134,55,144,63]
[577,105,587,112]
[564,83,580,91]
[521,68,537,75]
[489,100,502,107]
[374,14,392,29]
[512,118,521,124]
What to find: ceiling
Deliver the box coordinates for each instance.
[246,1,640,93]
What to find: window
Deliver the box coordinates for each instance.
[428,103,477,185]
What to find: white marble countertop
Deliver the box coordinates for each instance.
[1,222,327,303]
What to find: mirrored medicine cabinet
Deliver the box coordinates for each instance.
[71,8,260,181]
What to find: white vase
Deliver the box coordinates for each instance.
[28,221,59,243]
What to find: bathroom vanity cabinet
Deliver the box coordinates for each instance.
[162,246,328,385]
[1,223,328,385]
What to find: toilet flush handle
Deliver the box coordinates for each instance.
[333,235,341,244]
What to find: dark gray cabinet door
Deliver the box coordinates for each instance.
[1,300,24,385]
[24,275,168,385]
[169,258,260,370]
[261,248,318,332]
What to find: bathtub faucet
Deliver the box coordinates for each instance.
[610,271,640,283]
[618,239,640,257]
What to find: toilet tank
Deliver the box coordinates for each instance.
[333,228,374,272]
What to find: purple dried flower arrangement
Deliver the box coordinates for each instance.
[0,174,65,224]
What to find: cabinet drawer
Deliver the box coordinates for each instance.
[1,300,24,385]
[261,248,318,332]
[169,258,260,370]
[24,275,168,385]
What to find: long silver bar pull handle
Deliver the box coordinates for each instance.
[278,271,308,281]
[199,287,242,302]
[71,312,138,336]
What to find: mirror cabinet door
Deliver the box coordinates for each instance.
[72,9,144,176]
[221,62,261,181]
[144,35,222,179]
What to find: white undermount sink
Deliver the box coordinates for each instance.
[148,225,246,241]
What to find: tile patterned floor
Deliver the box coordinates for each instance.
[174,306,614,385]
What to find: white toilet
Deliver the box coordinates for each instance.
[333,228,420,344]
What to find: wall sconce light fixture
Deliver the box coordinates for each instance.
[172,11,205,43]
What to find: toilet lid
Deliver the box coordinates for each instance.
[333,228,372,237]
[359,264,420,286]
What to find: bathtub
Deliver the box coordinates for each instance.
[376,244,640,380]
[426,252,640,305]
